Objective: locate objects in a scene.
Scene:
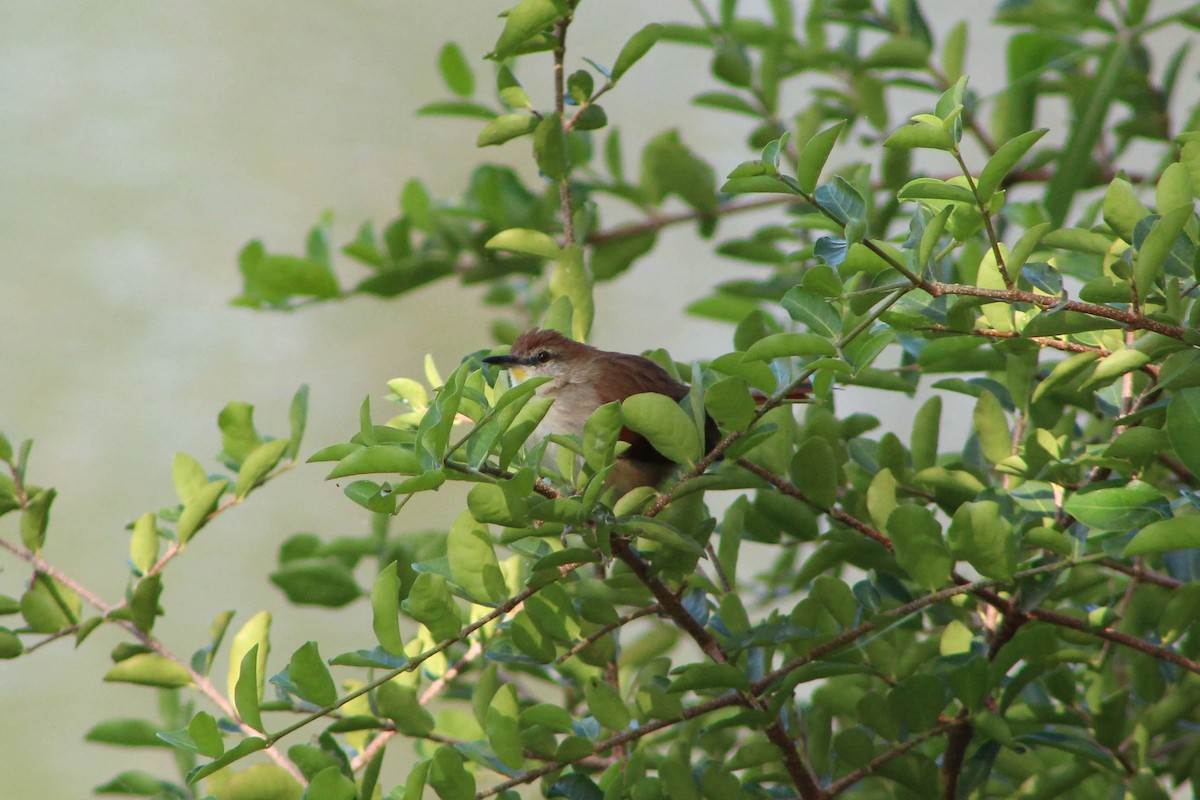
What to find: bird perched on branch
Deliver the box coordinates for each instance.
[483,328,808,492]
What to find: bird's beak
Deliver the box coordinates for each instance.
[483,353,528,381]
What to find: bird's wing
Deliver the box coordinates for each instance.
[594,354,697,464]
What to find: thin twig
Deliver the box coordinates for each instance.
[735,459,893,550]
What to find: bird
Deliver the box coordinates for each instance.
[482,328,805,492]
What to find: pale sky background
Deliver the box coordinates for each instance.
[0,2,1192,797]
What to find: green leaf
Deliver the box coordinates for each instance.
[191,610,235,677]
[185,737,267,784]
[947,502,1016,580]
[1169,389,1200,480]
[1031,351,1101,403]
[789,438,837,509]
[898,179,976,205]
[287,385,308,461]
[227,611,270,709]
[814,176,866,225]
[371,562,407,657]
[795,120,846,194]
[438,42,474,97]
[85,718,171,749]
[1045,39,1130,226]
[883,120,955,151]
[611,23,663,82]
[129,575,162,634]
[189,711,225,758]
[781,287,841,338]
[476,114,539,147]
[172,453,209,504]
[621,393,702,466]
[418,100,498,120]
[287,641,336,707]
[584,677,632,730]
[591,230,656,280]
[21,573,79,632]
[489,0,566,61]
[1134,205,1191,302]
[577,403,622,475]
[377,682,435,735]
[467,482,530,527]
[20,487,55,552]
[218,401,263,467]
[306,767,356,800]
[270,559,362,608]
[534,113,567,181]
[551,244,594,342]
[237,242,339,307]
[429,745,476,800]
[104,654,193,688]
[486,227,561,259]
[486,684,524,769]
[402,572,462,641]
[888,505,952,590]
[973,391,1011,464]
[234,644,264,731]
[668,663,750,693]
[910,395,941,471]
[976,129,1048,201]
[175,479,228,544]
[744,333,836,360]
[1103,175,1151,245]
[942,21,967,83]
[235,438,290,498]
[813,576,858,628]
[447,510,506,603]
[326,444,419,478]
[1085,348,1153,388]
[1063,481,1166,532]
[94,771,179,796]
[641,129,717,214]
[128,512,160,577]
[705,376,756,431]
[1124,515,1200,556]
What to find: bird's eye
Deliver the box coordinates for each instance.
[535,350,552,364]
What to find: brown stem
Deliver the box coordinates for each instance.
[825,720,961,797]
[918,325,1113,357]
[735,459,893,550]
[610,537,825,798]
[941,711,974,799]
[922,282,1188,341]
[553,14,575,247]
[953,149,1013,287]
[475,690,750,799]
[555,603,660,664]
[586,196,789,245]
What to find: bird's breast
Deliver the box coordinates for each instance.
[535,380,604,438]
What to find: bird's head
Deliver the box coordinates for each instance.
[483,328,589,383]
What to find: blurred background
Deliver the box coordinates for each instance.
[0,1,1188,796]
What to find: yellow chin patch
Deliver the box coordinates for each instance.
[510,366,529,382]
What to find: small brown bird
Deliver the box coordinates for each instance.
[483,329,802,492]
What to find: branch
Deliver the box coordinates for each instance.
[967,582,1200,674]
[475,690,749,799]
[918,325,1113,357]
[611,537,825,799]
[552,12,575,246]
[735,459,894,550]
[554,602,660,664]
[824,720,961,797]
[586,196,789,246]
[922,282,1189,341]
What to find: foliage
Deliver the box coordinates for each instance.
[6,1,1200,799]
